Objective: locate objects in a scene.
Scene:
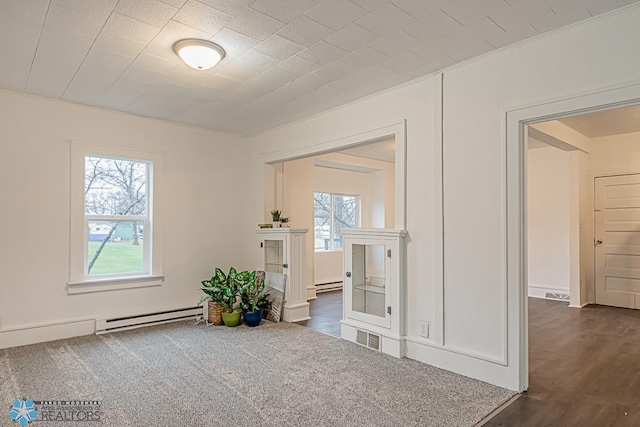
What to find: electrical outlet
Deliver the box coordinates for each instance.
[419,321,429,338]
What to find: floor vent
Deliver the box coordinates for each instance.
[356,329,381,351]
[544,292,570,302]
[95,306,203,334]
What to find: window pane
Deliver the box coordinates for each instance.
[85,157,148,216]
[314,192,331,251]
[333,195,357,250]
[88,221,145,276]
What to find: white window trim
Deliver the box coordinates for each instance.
[314,192,360,252]
[68,141,165,294]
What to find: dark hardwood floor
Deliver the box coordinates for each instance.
[298,289,342,337]
[486,297,640,426]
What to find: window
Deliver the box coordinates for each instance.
[69,143,164,294]
[314,192,359,251]
[84,156,149,276]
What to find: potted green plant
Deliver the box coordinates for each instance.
[220,267,244,327]
[199,267,243,327]
[239,271,270,327]
[280,216,290,227]
[198,269,227,325]
[270,209,282,228]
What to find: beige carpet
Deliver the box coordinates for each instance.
[0,321,515,426]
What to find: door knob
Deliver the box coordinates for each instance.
[596,239,603,246]
[346,272,351,278]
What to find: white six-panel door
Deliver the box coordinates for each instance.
[595,174,640,309]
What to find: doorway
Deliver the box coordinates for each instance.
[280,139,396,337]
[488,93,640,425]
[260,123,406,337]
[504,82,640,393]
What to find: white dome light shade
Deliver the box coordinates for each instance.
[172,39,225,70]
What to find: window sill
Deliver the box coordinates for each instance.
[67,275,165,295]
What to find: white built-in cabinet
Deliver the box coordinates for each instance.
[342,229,407,358]
[256,228,310,322]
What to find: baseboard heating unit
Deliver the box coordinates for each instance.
[315,281,343,293]
[95,306,203,334]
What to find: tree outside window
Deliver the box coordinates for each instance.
[84,156,150,276]
[314,192,358,251]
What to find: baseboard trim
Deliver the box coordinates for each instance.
[405,338,517,391]
[306,284,317,300]
[406,336,507,366]
[0,319,95,349]
[568,302,590,308]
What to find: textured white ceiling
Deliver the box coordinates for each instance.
[1,0,637,136]
[559,104,640,138]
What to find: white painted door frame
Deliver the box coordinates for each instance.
[506,80,640,392]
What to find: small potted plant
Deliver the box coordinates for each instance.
[220,268,245,327]
[198,267,243,327]
[270,209,282,228]
[239,271,270,327]
[280,217,290,227]
[198,273,225,325]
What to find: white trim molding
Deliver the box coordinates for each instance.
[67,275,166,295]
[0,319,95,349]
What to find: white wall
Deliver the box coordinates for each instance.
[589,131,640,174]
[527,145,572,297]
[280,157,315,294]
[528,122,592,306]
[370,170,385,228]
[314,251,343,285]
[314,162,372,228]
[249,5,640,390]
[574,150,590,307]
[315,152,395,228]
[0,90,251,347]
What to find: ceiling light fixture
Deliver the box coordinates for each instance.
[172,39,225,71]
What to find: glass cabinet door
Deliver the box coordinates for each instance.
[264,239,284,274]
[348,243,390,328]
